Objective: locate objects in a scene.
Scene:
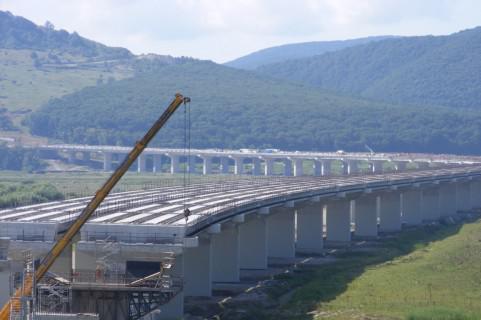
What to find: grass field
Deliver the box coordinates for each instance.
[270,219,481,320]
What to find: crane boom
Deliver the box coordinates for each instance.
[0,93,189,319]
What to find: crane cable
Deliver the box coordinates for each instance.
[183,98,191,221]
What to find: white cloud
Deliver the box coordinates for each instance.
[0,0,480,62]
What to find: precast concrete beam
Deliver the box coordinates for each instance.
[354,195,378,237]
[184,237,212,296]
[153,154,163,173]
[137,154,147,173]
[103,152,112,171]
[439,183,457,217]
[296,202,324,253]
[239,216,268,269]
[293,159,304,177]
[266,207,295,258]
[421,187,440,221]
[211,225,240,282]
[379,192,401,232]
[325,199,351,242]
[456,182,472,212]
[402,189,423,225]
[202,156,213,175]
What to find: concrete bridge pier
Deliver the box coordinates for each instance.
[370,160,384,174]
[325,197,351,243]
[153,155,163,173]
[456,182,472,211]
[159,254,184,319]
[296,199,324,253]
[67,151,76,164]
[379,190,401,232]
[321,160,332,176]
[137,155,147,173]
[220,157,230,174]
[170,155,181,174]
[347,160,359,175]
[312,159,321,176]
[211,224,240,282]
[283,159,293,176]
[267,203,296,258]
[470,180,481,207]
[395,161,407,171]
[239,214,268,269]
[421,186,441,221]
[293,159,304,177]
[439,183,457,217]
[354,194,378,238]
[202,156,213,175]
[264,158,274,176]
[234,157,245,175]
[402,189,423,225]
[103,152,113,171]
[252,158,262,176]
[184,237,212,297]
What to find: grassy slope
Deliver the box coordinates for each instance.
[0,49,132,113]
[282,221,481,320]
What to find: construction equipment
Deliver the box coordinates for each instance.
[0,93,190,320]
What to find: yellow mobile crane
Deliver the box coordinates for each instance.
[0,93,190,319]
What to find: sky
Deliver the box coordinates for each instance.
[1,0,481,63]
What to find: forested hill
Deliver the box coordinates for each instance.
[28,60,481,154]
[0,10,132,59]
[225,36,394,70]
[257,27,481,109]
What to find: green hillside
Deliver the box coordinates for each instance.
[258,27,481,109]
[225,36,394,70]
[27,60,481,154]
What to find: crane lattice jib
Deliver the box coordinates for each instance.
[0,93,189,320]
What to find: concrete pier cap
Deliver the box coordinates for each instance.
[207,223,221,234]
[232,214,245,223]
[258,207,270,215]
[183,237,199,248]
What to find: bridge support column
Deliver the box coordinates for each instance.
[170,155,181,174]
[422,187,440,221]
[67,151,76,164]
[370,160,384,174]
[82,152,91,162]
[395,161,407,171]
[347,160,359,175]
[102,152,112,171]
[264,159,274,176]
[252,158,262,176]
[354,195,378,237]
[325,199,351,243]
[187,156,196,174]
[439,183,457,217]
[220,157,230,174]
[313,160,321,176]
[202,157,212,175]
[137,154,146,173]
[283,159,293,176]
[239,215,267,269]
[379,191,401,232]
[321,160,332,176]
[211,225,240,282]
[293,159,304,177]
[402,189,423,225]
[470,181,481,207]
[456,182,472,211]
[184,238,212,296]
[267,205,295,258]
[234,157,245,175]
[296,201,324,253]
[153,155,163,173]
